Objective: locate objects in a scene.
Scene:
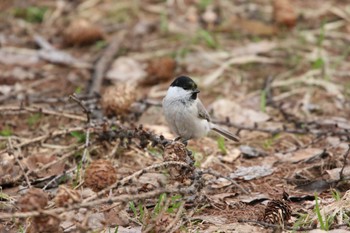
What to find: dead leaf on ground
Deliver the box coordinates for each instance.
[208,193,238,206]
[138,172,168,189]
[230,165,275,180]
[191,215,227,225]
[230,16,278,36]
[209,99,270,125]
[210,177,233,189]
[24,154,65,178]
[219,148,241,163]
[104,208,130,227]
[106,57,147,83]
[277,148,324,163]
[326,166,350,181]
[0,153,21,185]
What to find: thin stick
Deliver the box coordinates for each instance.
[69,94,91,123]
[7,137,32,188]
[0,106,87,121]
[340,144,350,180]
[0,127,86,154]
[89,31,126,95]
[166,202,185,233]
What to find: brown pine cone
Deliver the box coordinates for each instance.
[101,83,137,117]
[84,160,117,192]
[261,192,292,225]
[17,188,49,212]
[163,141,194,182]
[27,215,62,233]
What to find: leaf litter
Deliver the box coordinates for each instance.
[0,0,350,232]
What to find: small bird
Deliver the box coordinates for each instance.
[162,75,240,143]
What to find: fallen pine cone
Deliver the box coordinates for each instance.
[273,0,297,28]
[261,191,292,226]
[101,82,137,117]
[143,57,176,85]
[64,18,104,46]
[17,188,48,212]
[85,160,117,192]
[163,141,194,182]
[27,215,62,233]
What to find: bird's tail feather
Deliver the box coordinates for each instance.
[211,125,240,142]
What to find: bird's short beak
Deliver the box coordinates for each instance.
[193,89,200,94]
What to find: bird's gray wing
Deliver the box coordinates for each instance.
[197,100,210,122]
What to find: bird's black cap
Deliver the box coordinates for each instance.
[170,76,198,91]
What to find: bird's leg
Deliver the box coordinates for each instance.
[174,137,188,146]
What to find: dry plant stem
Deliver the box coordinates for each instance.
[339,144,350,180]
[202,169,248,194]
[0,105,87,121]
[69,94,91,123]
[0,185,196,219]
[84,161,191,202]
[165,202,185,233]
[81,128,91,163]
[42,166,77,190]
[144,198,172,233]
[89,30,126,95]
[0,126,86,154]
[7,137,31,188]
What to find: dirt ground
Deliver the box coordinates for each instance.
[1,0,350,232]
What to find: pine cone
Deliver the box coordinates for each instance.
[64,19,104,46]
[261,193,292,225]
[54,185,81,207]
[27,215,62,233]
[163,142,194,182]
[17,188,48,212]
[85,160,117,192]
[143,57,176,85]
[101,83,137,117]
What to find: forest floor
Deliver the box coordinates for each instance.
[1,0,350,232]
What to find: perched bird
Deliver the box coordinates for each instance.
[162,75,240,143]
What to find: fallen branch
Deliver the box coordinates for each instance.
[89,30,127,95]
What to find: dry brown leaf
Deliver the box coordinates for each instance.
[104,208,130,227]
[0,153,21,185]
[24,154,65,178]
[229,16,278,36]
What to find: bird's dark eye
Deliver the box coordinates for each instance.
[190,92,197,100]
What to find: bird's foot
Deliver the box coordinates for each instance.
[174,137,188,146]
